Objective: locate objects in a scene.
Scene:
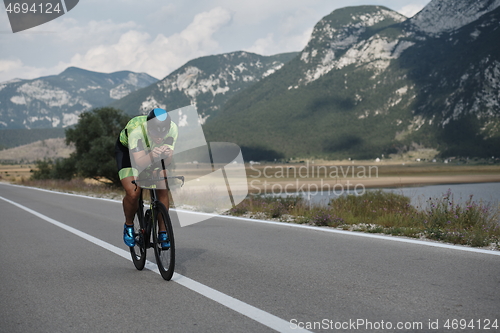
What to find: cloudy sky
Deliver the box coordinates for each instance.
[0,0,430,83]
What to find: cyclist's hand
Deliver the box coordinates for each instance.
[160,146,173,159]
[151,147,163,159]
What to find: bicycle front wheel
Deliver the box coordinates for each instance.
[152,203,175,280]
[130,207,147,270]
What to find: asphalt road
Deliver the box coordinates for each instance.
[1,182,499,333]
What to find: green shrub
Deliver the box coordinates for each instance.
[31,158,76,181]
[328,190,419,227]
[228,189,500,249]
[422,189,500,247]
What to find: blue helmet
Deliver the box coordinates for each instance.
[146,108,171,137]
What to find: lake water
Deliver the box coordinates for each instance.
[275,182,500,209]
[383,182,500,208]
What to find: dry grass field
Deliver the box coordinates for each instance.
[0,138,73,163]
[0,164,36,182]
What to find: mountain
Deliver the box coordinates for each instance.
[0,67,158,129]
[408,0,500,35]
[203,1,500,160]
[109,51,298,121]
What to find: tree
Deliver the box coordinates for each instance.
[31,157,76,181]
[31,159,53,180]
[65,107,131,186]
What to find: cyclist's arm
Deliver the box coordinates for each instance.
[131,146,173,170]
[131,148,161,169]
[128,125,175,169]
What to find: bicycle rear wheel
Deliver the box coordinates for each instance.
[130,207,147,270]
[152,203,175,280]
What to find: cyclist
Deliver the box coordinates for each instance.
[115,108,178,248]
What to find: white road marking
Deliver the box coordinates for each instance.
[3,182,500,257]
[0,194,310,333]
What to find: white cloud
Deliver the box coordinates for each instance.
[246,27,312,55]
[179,7,232,51]
[0,17,143,82]
[243,5,316,55]
[0,1,434,83]
[68,30,153,74]
[0,7,232,81]
[246,33,276,55]
[147,4,177,23]
[64,19,138,43]
[398,4,425,17]
[64,7,232,79]
[0,59,23,73]
[213,0,323,26]
[0,59,59,83]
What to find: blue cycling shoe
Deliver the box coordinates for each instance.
[123,224,135,247]
[158,231,170,250]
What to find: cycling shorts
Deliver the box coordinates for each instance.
[115,139,138,180]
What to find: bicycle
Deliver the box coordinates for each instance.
[129,174,184,280]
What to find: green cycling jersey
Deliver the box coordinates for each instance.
[119,115,178,151]
[116,115,178,180]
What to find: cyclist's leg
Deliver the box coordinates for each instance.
[121,176,141,225]
[156,168,170,232]
[115,139,141,226]
[156,189,169,232]
[154,169,173,258]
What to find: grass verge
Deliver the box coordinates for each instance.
[16,178,125,200]
[228,190,500,250]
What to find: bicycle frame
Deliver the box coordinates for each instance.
[132,175,184,249]
[129,174,182,280]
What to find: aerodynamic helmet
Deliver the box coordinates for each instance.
[146,108,171,138]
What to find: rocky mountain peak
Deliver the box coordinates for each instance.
[0,68,158,129]
[409,0,500,35]
[295,6,407,86]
